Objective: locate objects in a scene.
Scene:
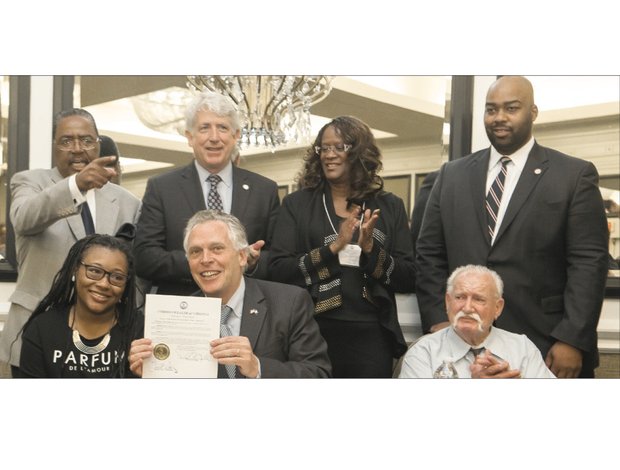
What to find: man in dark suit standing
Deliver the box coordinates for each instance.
[134,91,280,296]
[129,210,331,378]
[415,76,609,378]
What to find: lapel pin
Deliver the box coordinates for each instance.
[534,168,542,175]
[250,308,258,315]
[243,184,250,190]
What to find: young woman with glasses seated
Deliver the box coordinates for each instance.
[268,116,416,378]
[17,234,142,377]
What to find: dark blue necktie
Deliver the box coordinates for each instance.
[80,203,95,235]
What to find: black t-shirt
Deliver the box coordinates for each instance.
[20,306,144,378]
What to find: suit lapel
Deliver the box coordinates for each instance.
[493,143,548,244]
[95,186,119,235]
[467,150,492,246]
[51,168,86,240]
[181,163,207,214]
[66,213,85,239]
[239,278,267,350]
[230,166,251,221]
[50,167,63,184]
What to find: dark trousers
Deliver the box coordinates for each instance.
[315,317,393,378]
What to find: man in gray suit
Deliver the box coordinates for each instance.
[0,109,141,376]
[134,91,280,296]
[129,210,331,378]
[415,76,609,378]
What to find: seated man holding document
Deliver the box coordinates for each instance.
[129,210,331,378]
[399,265,555,378]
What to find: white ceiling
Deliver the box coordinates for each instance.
[22,75,620,175]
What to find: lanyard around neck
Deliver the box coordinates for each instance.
[322,193,365,235]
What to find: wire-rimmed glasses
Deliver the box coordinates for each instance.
[314,144,352,155]
[56,136,100,151]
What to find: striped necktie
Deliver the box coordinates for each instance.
[485,156,511,241]
[219,305,236,379]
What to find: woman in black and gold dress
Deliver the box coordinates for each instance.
[269,116,415,377]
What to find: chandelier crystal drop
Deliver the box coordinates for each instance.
[186,76,333,150]
[131,88,194,136]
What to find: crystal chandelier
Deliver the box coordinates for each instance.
[187,76,333,150]
[132,88,194,136]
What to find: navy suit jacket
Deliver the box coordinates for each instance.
[134,162,280,295]
[415,142,609,370]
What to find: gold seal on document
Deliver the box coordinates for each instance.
[153,343,170,360]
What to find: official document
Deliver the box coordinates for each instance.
[143,294,221,378]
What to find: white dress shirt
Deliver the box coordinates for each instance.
[399,326,555,378]
[69,173,97,231]
[223,277,245,337]
[485,137,535,244]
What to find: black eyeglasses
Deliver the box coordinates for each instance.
[57,136,100,151]
[80,262,129,287]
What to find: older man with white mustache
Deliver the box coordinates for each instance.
[399,265,554,378]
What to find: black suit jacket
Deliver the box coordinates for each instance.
[415,142,609,370]
[134,163,280,295]
[201,277,331,378]
[410,170,438,256]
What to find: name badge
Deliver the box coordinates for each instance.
[338,244,361,267]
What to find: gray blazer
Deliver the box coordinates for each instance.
[204,277,331,378]
[0,167,141,366]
